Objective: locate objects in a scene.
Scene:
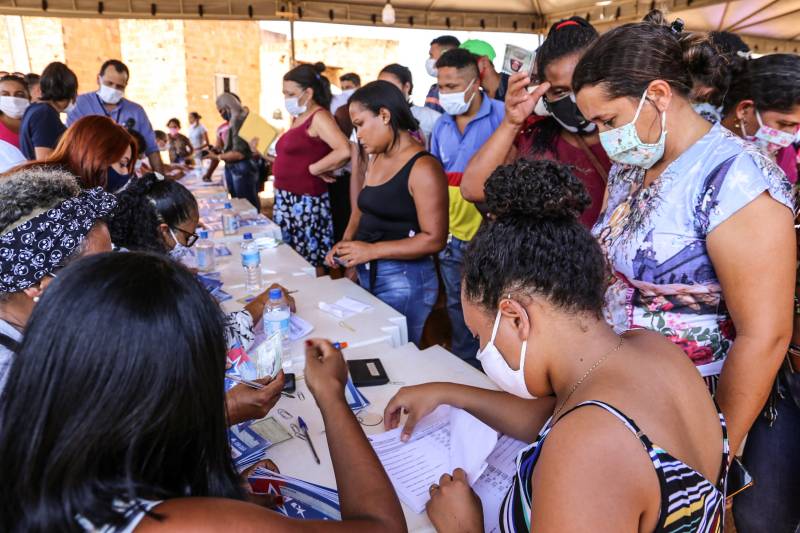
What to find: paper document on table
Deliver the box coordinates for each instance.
[289,315,314,341]
[473,435,529,533]
[318,297,374,319]
[369,406,498,513]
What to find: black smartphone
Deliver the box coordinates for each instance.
[282,372,296,393]
[333,255,348,268]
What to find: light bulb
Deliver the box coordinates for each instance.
[382,0,395,25]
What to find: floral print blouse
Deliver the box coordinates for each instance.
[593,123,795,378]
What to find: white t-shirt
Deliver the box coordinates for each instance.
[411,105,441,148]
[0,139,25,173]
[187,123,208,149]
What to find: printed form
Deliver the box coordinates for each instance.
[369,405,527,524]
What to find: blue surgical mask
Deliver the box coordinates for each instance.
[106,167,130,193]
[599,89,668,169]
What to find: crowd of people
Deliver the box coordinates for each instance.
[1,8,800,532]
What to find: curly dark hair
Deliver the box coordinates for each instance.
[462,159,606,315]
[108,173,197,253]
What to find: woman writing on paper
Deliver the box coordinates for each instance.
[385,159,728,532]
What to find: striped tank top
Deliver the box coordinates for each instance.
[500,400,729,533]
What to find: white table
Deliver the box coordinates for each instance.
[264,341,499,533]
[226,276,409,374]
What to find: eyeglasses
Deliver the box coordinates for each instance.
[171,226,198,247]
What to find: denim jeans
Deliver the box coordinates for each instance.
[357,257,438,346]
[734,364,800,533]
[224,159,260,209]
[439,237,480,366]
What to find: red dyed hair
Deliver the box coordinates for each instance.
[36,115,137,190]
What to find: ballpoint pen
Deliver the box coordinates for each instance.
[226,375,265,389]
[297,416,321,464]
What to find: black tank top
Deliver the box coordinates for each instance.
[355,151,431,243]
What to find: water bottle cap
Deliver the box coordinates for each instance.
[243,232,253,240]
[224,202,232,209]
[198,229,208,239]
[269,288,282,300]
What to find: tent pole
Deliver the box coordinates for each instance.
[290,16,296,66]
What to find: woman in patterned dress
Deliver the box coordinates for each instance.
[573,14,795,456]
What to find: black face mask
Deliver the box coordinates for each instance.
[106,166,131,193]
[220,109,231,121]
[544,93,596,134]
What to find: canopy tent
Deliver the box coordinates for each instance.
[0,0,797,51]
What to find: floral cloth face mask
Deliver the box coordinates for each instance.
[599,89,668,169]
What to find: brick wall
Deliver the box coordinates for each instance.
[118,19,188,136]
[295,37,398,90]
[183,20,262,137]
[62,18,121,94]
[21,16,65,72]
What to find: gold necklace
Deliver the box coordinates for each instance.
[552,337,624,421]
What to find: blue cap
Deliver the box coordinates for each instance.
[269,288,282,300]
[243,232,253,240]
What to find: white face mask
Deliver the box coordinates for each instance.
[440,79,476,116]
[97,83,124,105]
[0,96,29,119]
[425,58,438,78]
[476,308,536,399]
[285,95,308,117]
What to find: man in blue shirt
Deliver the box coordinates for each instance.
[67,59,163,172]
[429,48,504,366]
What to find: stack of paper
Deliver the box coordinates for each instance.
[472,436,529,533]
[288,315,314,341]
[318,297,374,319]
[197,272,234,303]
[229,424,272,472]
[248,467,341,520]
[369,406,498,513]
[239,214,271,228]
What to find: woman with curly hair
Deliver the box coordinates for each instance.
[385,158,729,532]
[106,173,293,425]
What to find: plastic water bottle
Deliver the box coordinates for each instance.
[263,287,290,350]
[221,202,238,236]
[195,229,215,272]
[241,232,261,293]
